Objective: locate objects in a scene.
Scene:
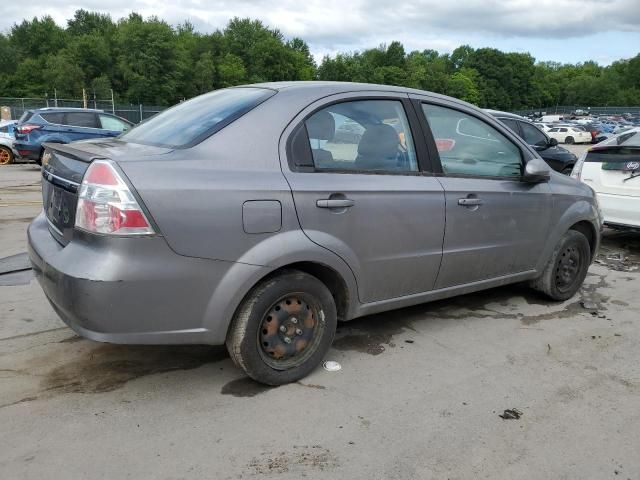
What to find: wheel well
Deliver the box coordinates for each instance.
[569,221,596,259]
[268,262,350,321]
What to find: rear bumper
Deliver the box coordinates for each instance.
[598,192,640,228]
[27,212,266,345]
[13,142,41,160]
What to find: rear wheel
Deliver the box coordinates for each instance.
[530,230,590,301]
[0,146,13,165]
[226,270,337,385]
[565,136,575,144]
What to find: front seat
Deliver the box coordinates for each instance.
[355,123,400,171]
[305,111,335,167]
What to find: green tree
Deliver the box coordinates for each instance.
[447,70,481,105]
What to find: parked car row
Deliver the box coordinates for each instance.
[525,112,640,146]
[0,108,132,165]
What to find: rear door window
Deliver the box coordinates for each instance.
[64,112,99,128]
[40,112,65,125]
[303,100,418,173]
[120,87,275,148]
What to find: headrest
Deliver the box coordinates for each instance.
[357,123,399,158]
[306,111,335,141]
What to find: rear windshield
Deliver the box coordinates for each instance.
[120,87,275,148]
[597,129,640,148]
[19,110,33,123]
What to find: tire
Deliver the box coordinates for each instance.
[561,166,574,175]
[0,146,13,165]
[565,136,575,144]
[530,230,591,301]
[226,270,337,385]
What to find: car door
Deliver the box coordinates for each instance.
[281,94,445,304]
[413,97,553,289]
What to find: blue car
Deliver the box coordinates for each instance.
[14,108,133,164]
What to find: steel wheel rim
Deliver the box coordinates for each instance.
[0,148,10,165]
[257,293,325,370]
[555,244,582,292]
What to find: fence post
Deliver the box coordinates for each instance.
[139,104,143,123]
[110,90,115,115]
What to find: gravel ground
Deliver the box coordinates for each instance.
[0,163,638,480]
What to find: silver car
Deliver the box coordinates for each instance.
[28,82,602,385]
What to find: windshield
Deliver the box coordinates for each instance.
[120,87,275,148]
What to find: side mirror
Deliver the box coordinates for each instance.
[523,158,551,183]
[548,137,558,147]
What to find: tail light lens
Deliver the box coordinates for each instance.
[17,124,42,134]
[75,160,155,235]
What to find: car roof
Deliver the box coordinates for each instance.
[483,109,528,121]
[245,81,474,106]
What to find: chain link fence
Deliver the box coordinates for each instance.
[0,97,165,124]
[513,106,640,116]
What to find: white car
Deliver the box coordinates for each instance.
[547,126,592,144]
[571,127,640,229]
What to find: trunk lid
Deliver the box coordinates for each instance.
[582,146,640,198]
[41,140,172,245]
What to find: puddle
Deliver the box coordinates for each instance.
[0,269,33,286]
[333,310,415,355]
[221,377,275,397]
[40,344,228,395]
[0,252,31,275]
[0,217,35,225]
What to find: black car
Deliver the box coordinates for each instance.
[486,110,577,174]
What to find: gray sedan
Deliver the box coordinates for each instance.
[28,82,602,385]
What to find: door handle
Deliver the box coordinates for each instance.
[316,198,355,208]
[458,198,483,206]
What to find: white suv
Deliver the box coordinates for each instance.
[572,127,640,229]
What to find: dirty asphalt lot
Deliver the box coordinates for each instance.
[1,156,639,480]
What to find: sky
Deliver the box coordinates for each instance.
[1,0,639,65]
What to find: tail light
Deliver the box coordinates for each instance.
[17,124,42,134]
[75,160,155,235]
[570,151,587,181]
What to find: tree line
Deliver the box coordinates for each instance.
[1,10,639,110]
